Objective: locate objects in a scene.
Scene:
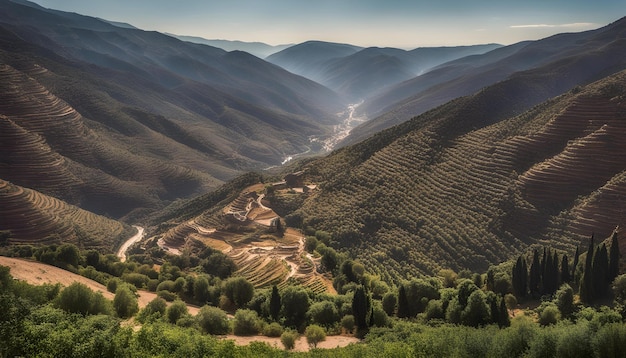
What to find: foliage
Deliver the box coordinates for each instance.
[305,324,326,348]
[166,300,189,324]
[280,329,298,350]
[281,286,310,328]
[222,276,254,309]
[308,300,339,327]
[55,282,112,316]
[113,284,139,318]
[196,305,230,335]
[233,309,261,336]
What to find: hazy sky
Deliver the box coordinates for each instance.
[32,0,624,48]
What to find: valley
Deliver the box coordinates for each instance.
[2,1,626,356]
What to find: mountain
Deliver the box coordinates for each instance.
[344,17,626,145]
[0,0,347,219]
[288,69,626,282]
[267,42,501,101]
[166,35,292,58]
[266,41,364,83]
[0,179,134,252]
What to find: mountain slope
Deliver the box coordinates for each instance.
[268,42,500,101]
[166,34,292,58]
[0,179,134,252]
[290,70,626,282]
[346,17,626,145]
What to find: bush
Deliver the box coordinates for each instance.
[113,285,139,318]
[305,324,326,348]
[233,309,261,336]
[341,315,355,334]
[196,306,230,335]
[137,297,167,323]
[122,273,150,289]
[222,277,254,308]
[166,300,189,324]
[281,330,298,350]
[55,282,112,316]
[308,301,339,327]
[381,292,397,316]
[157,290,178,302]
[538,304,560,326]
[264,322,284,337]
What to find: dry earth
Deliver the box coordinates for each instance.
[223,334,360,352]
[0,256,199,314]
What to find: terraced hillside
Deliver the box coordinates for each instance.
[155,183,333,293]
[292,70,626,283]
[0,179,134,251]
[0,63,223,218]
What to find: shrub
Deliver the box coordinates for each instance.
[305,324,326,348]
[308,301,339,327]
[341,315,355,334]
[233,309,261,336]
[157,290,178,302]
[381,292,397,316]
[281,330,298,350]
[137,297,167,323]
[55,282,112,316]
[264,322,284,337]
[113,285,139,318]
[538,304,560,326]
[222,277,254,308]
[196,306,230,335]
[166,300,189,324]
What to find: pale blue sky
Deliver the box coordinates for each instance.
[32,0,625,47]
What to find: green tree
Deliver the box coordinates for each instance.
[593,243,610,299]
[193,275,210,304]
[580,235,595,304]
[381,291,397,316]
[308,301,339,327]
[461,290,490,327]
[609,231,621,284]
[55,282,111,316]
[512,255,528,298]
[529,249,541,297]
[233,309,261,336]
[555,283,575,319]
[352,285,371,331]
[223,277,254,308]
[305,324,326,348]
[55,243,81,268]
[137,297,167,322]
[281,286,310,328]
[269,285,281,321]
[397,285,409,318]
[538,304,560,326]
[498,296,510,328]
[166,299,189,324]
[561,254,570,284]
[281,330,298,350]
[113,285,139,318]
[196,305,230,335]
[341,315,355,334]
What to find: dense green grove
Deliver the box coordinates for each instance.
[2,224,626,356]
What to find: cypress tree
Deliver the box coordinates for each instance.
[490,296,499,325]
[593,243,609,299]
[397,285,409,318]
[529,249,541,297]
[580,234,595,304]
[561,254,570,284]
[609,231,620,283]
[512,256,528,298]
[498,297,510,328]
[269,285,281,321]
[572,246,580,280]
[352,286,371,330]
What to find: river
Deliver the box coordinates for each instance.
[279,101,367,166]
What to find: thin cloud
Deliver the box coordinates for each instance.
[510,22,595,29]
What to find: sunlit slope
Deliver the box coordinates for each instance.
[294,70,626,282]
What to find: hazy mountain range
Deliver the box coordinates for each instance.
[2,0,626,278]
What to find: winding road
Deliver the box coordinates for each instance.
[116,225,144,262]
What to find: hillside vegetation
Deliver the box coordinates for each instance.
[291,70,626,282]
[0,179,134,251]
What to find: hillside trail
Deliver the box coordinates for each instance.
[116,225,145,262]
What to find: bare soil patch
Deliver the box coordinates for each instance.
[0,256,199,315]
[223,334,360,352]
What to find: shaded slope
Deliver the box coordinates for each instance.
[346,17,626,145]
[292,70,626,282]
[0,179,134,252]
